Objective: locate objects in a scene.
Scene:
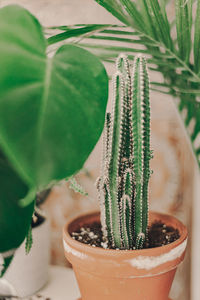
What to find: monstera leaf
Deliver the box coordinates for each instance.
[0,5,108,193]
[0,4,108,273]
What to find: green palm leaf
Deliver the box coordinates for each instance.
[143,0,172,48]
[176,0,192,62]
[194,0,200,73]
[47,24,110,45]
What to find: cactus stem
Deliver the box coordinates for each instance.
[97,54,151,250]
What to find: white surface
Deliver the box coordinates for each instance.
[36,266,80,300]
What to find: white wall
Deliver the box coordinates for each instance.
[191,167,200,300]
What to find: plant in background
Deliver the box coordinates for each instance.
[97,54,151,249]
[48,0,200,171]
[0,5,108,276]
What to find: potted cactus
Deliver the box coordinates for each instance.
[63,55,188,300]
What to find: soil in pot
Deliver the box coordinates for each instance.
[71,220,180,250]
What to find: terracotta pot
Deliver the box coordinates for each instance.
[63,211,188,300]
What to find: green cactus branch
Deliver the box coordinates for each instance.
[97,54,151,250]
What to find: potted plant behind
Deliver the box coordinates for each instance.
[63,54,188,300]
[0,4,108,298]
[2,191,51,298]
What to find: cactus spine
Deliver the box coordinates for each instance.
[97,54,151,250]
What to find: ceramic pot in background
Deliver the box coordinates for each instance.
[2,214,50,298]
[63,211,187,300]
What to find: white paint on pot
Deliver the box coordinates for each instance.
[2,217,50,298]
[128,239,187,270]
[63,240,88,260]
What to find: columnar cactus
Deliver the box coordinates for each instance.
[97,54,151,250]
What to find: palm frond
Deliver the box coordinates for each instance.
[47,24,110,45]
[144,0,172,48]
[175,0,192,62]
[194,0,200,73]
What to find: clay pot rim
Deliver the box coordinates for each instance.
[63,210,188,256]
